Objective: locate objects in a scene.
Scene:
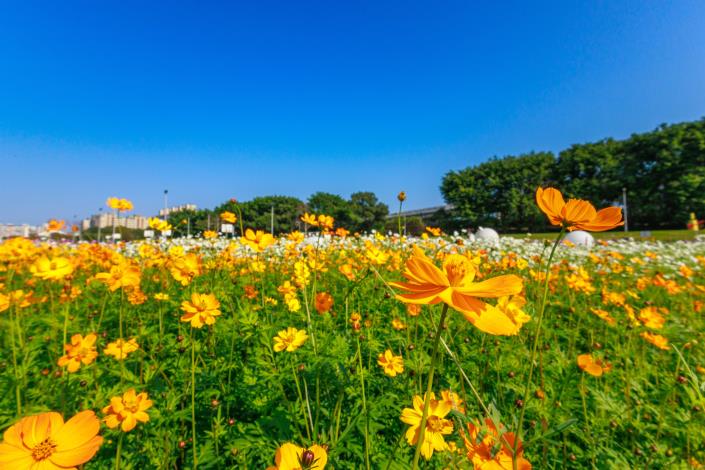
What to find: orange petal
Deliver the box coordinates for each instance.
[576,206,624,232]
[536,187,565,225]
[455,275,523,298]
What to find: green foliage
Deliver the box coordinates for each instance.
[349,191,389,232]
[441,152,555,232]
[442,119,705,232]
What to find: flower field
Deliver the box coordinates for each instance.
[2,192,705,469]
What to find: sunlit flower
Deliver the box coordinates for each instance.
[641,331,669,350]
[104,338,140,360]
[0,292,9,313]
[638,306,666,330]
[577,353,612,377]
[102,389,153,432]
[58,333,98,373]
[391,318,406,330]
[378,349,404,377]
[535,187,623,232]
[95,262,141,291]
[148,217,172,233]
[203,230,218,239]
[169,252,202,285]
[266,442,328,470]
[400,392,454,460]
[0,410,103,468]
[30,256,74,281]
[242,229,275,252]
[390,246,523,335]
[314,292,334,314]
[397,191,407,202]
[273,327,309,352]
[46,219,66,232]
[461,418,531,469]
[180,293,221,328]
[220,211,237,224]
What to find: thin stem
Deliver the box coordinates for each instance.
[513,228,564,468]
[411,303,449,469]
[114,432,124,470]
[191,332,198,469]
[356,337,371,470]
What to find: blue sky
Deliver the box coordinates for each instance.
[1,1,704,225]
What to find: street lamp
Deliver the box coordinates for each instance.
[163,189,169,221]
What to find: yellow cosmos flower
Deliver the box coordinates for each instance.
[0,410,103,469]
[180,293,221,328]
[104,338,140,360]
[30,256,74,281]
[102,389,153,432]
[400,392,454,460]
[220,211,237,223]
[58,333,98,373]
[378,349,404,377]
[242,229,275,252]
[169,253,202,286]
[390,246,523,335]
[203,230,218,239]
[267,442,328,470]
[148,217,172,232]
[273,327,309,352]
[577,354,612,377]
[94,262,141,291]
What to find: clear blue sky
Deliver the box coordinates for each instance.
[1,1,704,225]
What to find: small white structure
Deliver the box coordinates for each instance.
[562,230,594,248]
[475,227,499,243]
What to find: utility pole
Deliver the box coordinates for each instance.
[187,217,191,238]
[271,206,274,235]
[622,187,629,232]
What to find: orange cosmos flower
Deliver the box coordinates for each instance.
[46,219,66,232]
[314,292,334,314]
[0,410,103,469]
[180,293,221,328]
[461,418,531,470]
[397,191,407,202]
[102,389,153,432]
[378,349,404,377]
[535,187,623,232]
[390,246,523,335]
[577,353,612,377]
[0,292,9,313]
[30,256,74,281]
[266,442,328,470]
[58,333,98,373]
[641,331,669,350]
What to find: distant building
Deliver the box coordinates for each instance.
[159,204,197,217]
[386,204,455,219]
[83,213,150,230]
[0,224,37,239]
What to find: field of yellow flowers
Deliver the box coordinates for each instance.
[1,189,705,469]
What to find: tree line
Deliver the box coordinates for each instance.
[166,192,390,236]
[441,118,705,232]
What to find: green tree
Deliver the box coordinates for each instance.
[348,192,389,233]
[307,192,354,228]
[441,152,555,232]
[216,196,305,234]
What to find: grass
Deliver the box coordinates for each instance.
[504,229,701,242]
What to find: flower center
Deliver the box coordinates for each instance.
[426,416,445,433]
[31,438,57,461]
[444,255,471,286]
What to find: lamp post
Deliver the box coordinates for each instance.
[163,190,168,221]
[97,208,103,243]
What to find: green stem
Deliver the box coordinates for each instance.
[191,332,198,469]
[9,307,22,416]
[356,337,371,470]
[114,433,124,470]
[513,228,564,468]
[411,303,448,469]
